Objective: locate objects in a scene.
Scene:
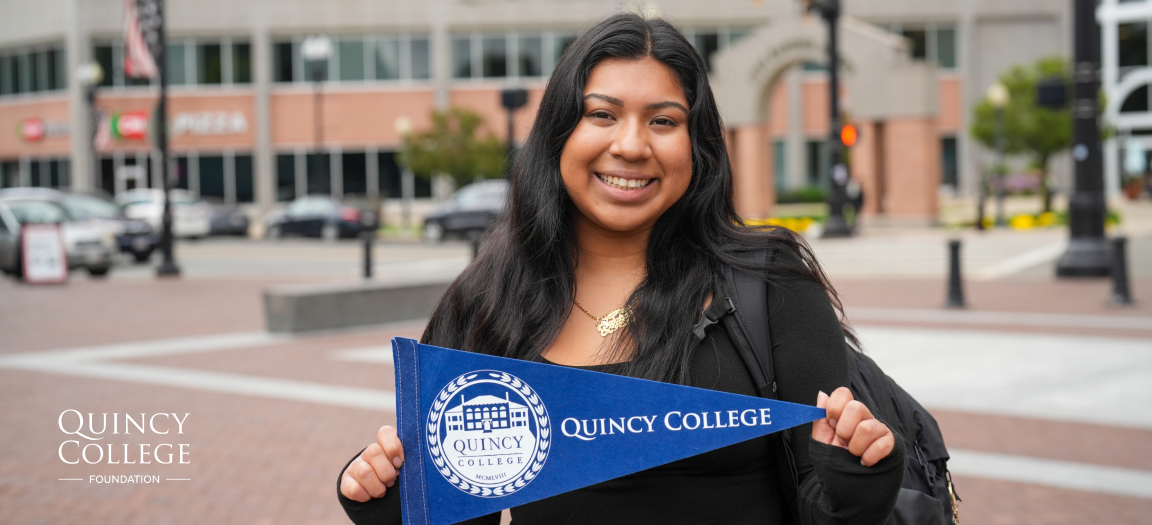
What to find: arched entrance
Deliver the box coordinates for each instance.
[711,16,941,222]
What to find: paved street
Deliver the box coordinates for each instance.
[2,230,1151,524]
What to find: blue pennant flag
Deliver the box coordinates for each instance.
[392,337,826,525]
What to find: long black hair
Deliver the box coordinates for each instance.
[422,12,856,384]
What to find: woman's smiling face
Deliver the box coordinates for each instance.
[559,57,692,236]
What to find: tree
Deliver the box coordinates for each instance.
[399,107,506,187]
[969,57,1071,213]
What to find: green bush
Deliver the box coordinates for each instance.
[777,185,827,204]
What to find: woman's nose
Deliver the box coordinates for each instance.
[608,119,651,162]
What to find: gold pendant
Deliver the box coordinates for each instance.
[596,306,631,337]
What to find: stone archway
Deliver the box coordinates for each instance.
[711,16,941,222]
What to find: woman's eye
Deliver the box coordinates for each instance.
[588,111,614,120]
[652,117,678,127]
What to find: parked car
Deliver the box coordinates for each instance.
[116,189,212,239]
[204,199,251,236]
[0,187,155,263]
[264,195,379,241]
[0,196,116,277]
[422,180,509,244]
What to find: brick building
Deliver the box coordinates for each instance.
[0,0,1076,223]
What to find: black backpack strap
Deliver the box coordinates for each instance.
[719,250,776,397]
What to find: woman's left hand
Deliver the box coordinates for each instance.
[812,387,895,467]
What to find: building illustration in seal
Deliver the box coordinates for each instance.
[444,393,530,433]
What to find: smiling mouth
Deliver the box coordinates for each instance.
[596,173,654,190]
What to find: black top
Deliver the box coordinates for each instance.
[338,256,905,525]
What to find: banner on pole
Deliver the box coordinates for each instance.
[392,337,825,525]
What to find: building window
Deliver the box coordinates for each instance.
[95,38,249,88]
[1119,22,1149,69]
[880,24,958,70]
[342,152,368,196]
[806,139,829,186]
[453,31,582,80]
[0,43,67,96]
[1121,84,1150,113]
[773,139,787,192]
[197,43,223,85]
[273,34,430,84]
[941,136,958,188]
[235,154,254,203]
[276,153,296,202]
[376,38,401,80]
[482,35,507,78]
[339,38,366,81]
[306,153,331,195]
[452,36,472,79]
[681,26,759,71]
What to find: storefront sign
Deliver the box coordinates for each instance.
[172,111,248,136]
[393,337,825,525]
[18,118,69,142]
[112,111,150,141]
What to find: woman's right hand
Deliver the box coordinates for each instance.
[340,425,406,502]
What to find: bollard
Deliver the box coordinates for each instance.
[946,239,965,308]
[1109,237,1133,305]
[362,231,374,279]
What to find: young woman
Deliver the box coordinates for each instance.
[338,13,904,524]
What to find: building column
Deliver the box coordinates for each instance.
[429,0,451,110]
[958,0,979,199]
[882,118,940,221]
[66,0,91,192]
[732,123,773,220]
[252,16,276,211]
[785,67,805,190]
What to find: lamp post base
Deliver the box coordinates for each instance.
[821,214,854,238]
[1055,238,1111,277]
[156,260,182,277]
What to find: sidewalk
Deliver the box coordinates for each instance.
[2,230,1150,524]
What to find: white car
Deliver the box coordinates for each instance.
[116,189,212,239]
[0,198,116,277]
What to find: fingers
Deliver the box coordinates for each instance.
[823,387,855,428]
[377,425,405,471]
[858,424,896,467]
[811,391,837,446]
[344,452,387,500]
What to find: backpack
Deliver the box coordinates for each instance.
[691,255,960,525]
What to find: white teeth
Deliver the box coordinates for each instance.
[598,174,649,190]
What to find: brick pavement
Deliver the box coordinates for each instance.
[3,265,1152,524]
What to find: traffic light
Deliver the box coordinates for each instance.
[840,123,858,147]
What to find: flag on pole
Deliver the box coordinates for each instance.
[392,337,826,525]
[123,0,159,79]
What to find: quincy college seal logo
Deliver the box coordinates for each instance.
[427,371,550,498]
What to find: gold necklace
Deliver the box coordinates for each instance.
[573,299,632,337]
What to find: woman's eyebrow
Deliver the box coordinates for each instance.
[584,94,688,114]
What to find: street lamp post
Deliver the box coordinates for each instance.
[76,62,104,192]
[1056,0,1111,277]
[302,36,332,196]
[808,0,854,238]
[986,83,1009,227]
[500,88,528,172]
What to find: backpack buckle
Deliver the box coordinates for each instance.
[691,297,736,340]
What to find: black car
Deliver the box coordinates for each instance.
[0,188,156,263]
[422,180,508,244]
[265,195,379,241]
[204,199,251,236]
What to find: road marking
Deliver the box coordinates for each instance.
[949,449,1152,499]
[968,240,1067,280]
[849,307,1152,331]
[1,358,395,411]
